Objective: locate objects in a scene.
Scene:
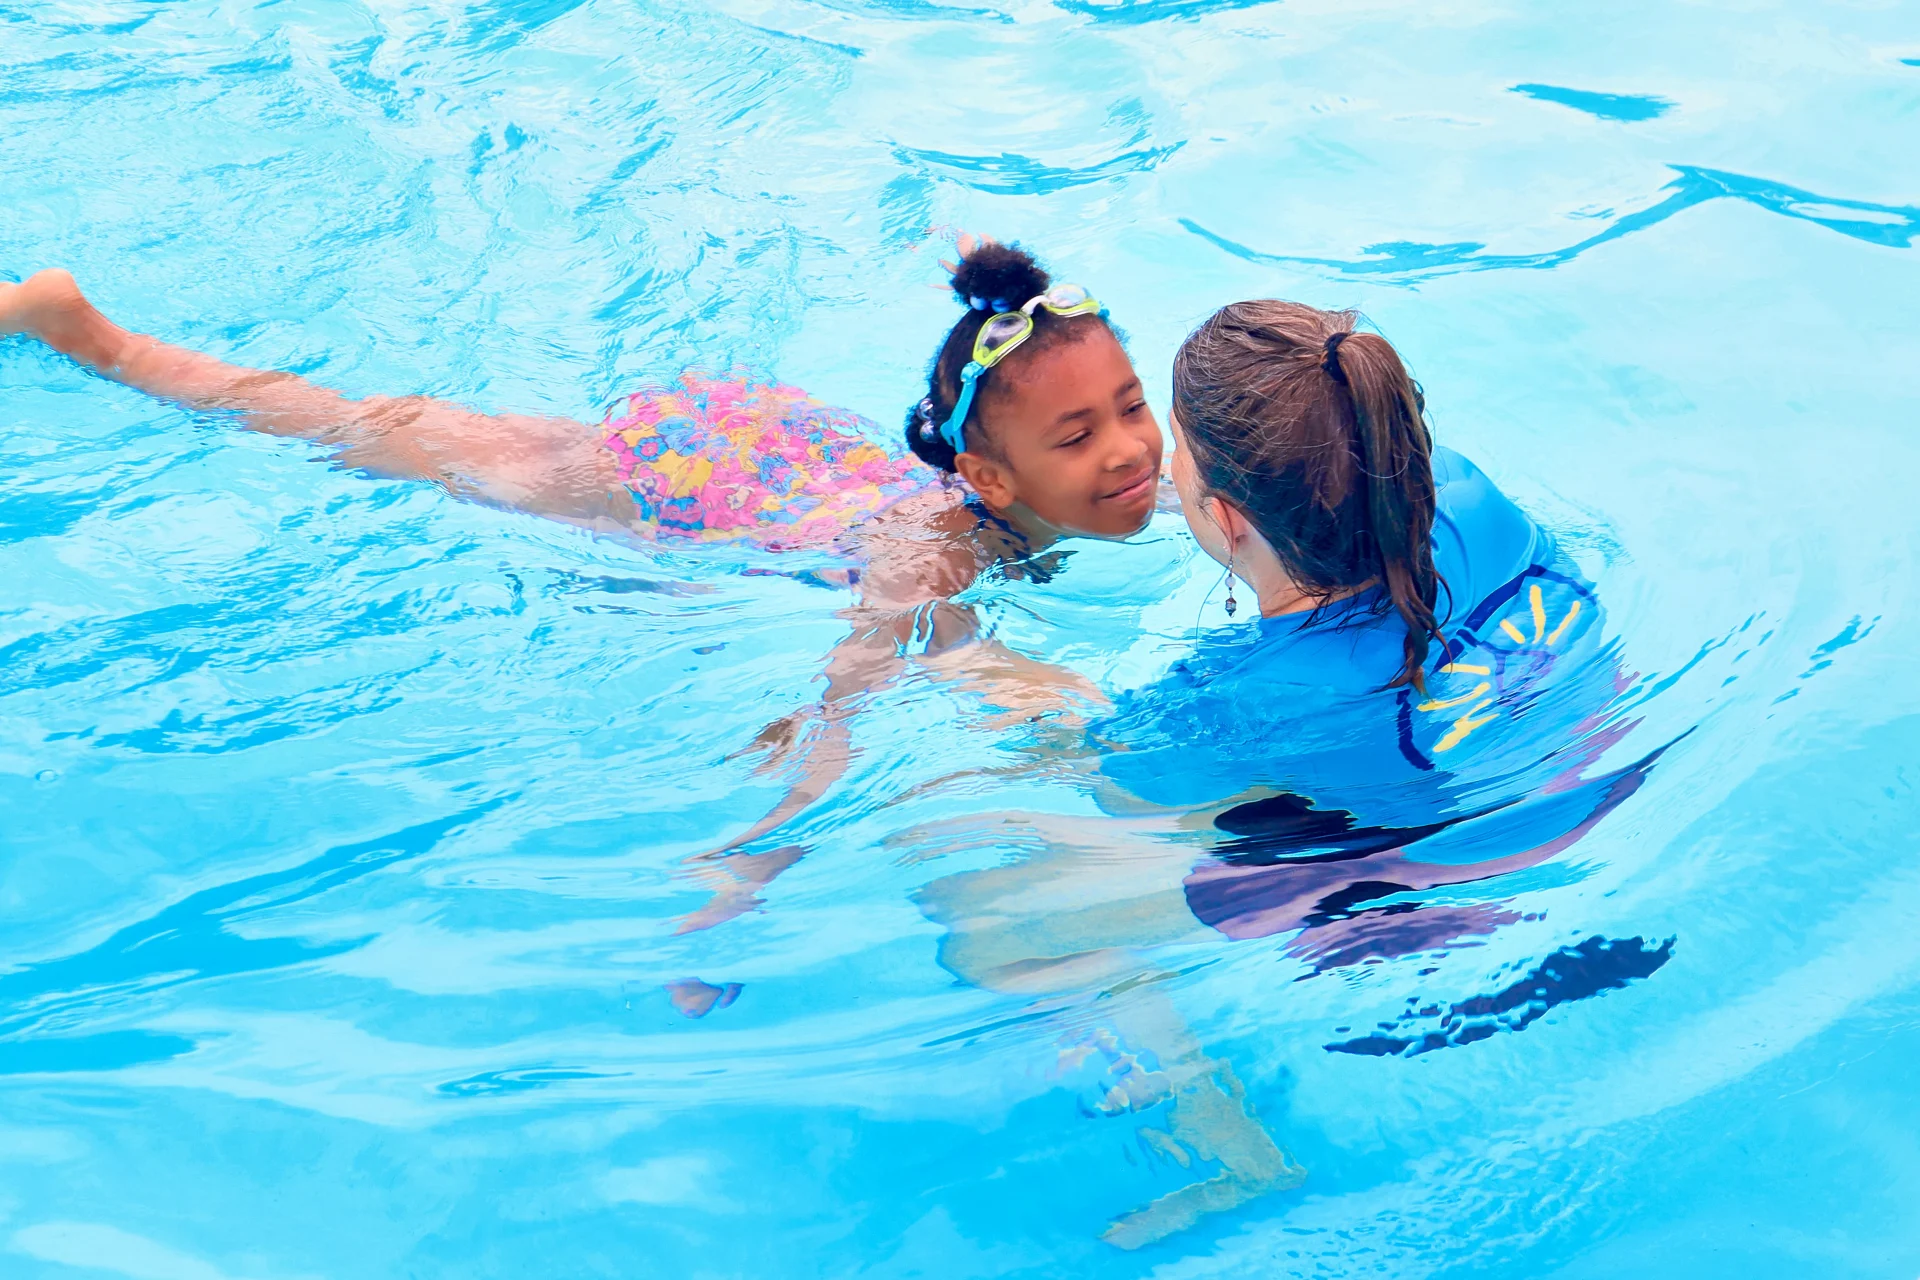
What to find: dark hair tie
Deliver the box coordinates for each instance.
[1322,331,1352,386]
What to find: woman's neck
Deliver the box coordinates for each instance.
[1209,499,1375,621]
[1252,576,1376,620]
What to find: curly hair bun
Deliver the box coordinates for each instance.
[948,242,1051,313]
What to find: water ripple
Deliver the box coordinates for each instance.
[1183,165,1920,281]
[1510,83,1676,121]
[1053,0,1283,23]
[895,141,1185,196]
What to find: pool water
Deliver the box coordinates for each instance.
[4,1,1920,1277]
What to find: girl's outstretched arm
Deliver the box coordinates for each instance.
[0,270,626,525]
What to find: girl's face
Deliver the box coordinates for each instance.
[954,328,1163,539]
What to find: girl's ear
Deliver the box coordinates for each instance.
[955,450,1017,509]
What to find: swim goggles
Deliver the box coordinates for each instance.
[932,284,1109,455]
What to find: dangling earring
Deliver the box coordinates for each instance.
[1222,549,1239,618]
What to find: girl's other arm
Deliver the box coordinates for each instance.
[1,270,626,525]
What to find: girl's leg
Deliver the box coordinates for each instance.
[1,270,627,525]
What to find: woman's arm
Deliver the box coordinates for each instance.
[1,270,626,525]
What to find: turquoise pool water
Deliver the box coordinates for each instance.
[4,1,1920,1276]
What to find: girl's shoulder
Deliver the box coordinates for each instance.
[844,486,986,609]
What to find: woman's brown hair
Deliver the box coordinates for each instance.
[1171,300,1447,690]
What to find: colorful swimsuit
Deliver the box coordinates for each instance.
[601,373,938,549]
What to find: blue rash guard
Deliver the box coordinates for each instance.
[1095,448,1650,945]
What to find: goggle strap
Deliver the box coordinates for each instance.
[936,289,1107,458]
[937,363,983,456]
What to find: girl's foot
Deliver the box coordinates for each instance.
[0,269,87,342]
[665,978,743,1019]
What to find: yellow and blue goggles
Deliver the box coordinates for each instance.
[934,285,1108,455]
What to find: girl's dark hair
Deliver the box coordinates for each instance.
[904,242,1095,472]
[1171,301,1446,691]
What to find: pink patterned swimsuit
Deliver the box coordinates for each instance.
[601,373,939,549]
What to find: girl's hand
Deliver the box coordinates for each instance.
[919,641,1111,729]
[727,703,823,776]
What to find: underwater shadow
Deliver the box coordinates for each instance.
[1324,934,1675,1057]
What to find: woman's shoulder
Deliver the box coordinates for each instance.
[1430,446,1550,626]
[1432,446,1521,524]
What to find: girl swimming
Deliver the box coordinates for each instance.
[0,240,1161,897]
[0,238,1157,568]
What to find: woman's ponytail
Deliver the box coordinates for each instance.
[1328,330,1445,690]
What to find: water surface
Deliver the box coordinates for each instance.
[3,1,1919,1276]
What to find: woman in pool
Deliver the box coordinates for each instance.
[923,296,1645,990]
[910,300,1653,1246]
[0,239,1158,877]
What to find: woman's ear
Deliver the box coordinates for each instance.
[1206,495,1249,549]
[955,451,1016,509]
